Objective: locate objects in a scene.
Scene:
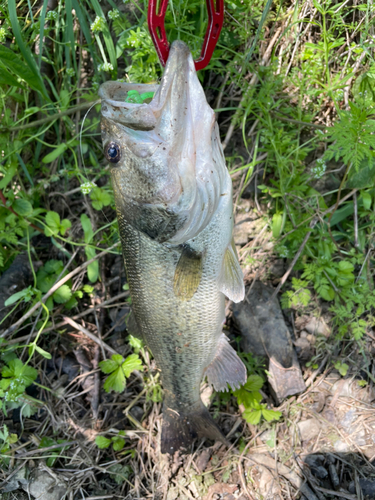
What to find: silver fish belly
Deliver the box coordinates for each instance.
[99,40,246,454]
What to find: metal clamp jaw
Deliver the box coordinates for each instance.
[147,0,224,71]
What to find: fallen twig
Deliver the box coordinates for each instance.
[63,316,118,356]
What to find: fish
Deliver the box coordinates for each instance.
[99,40,247,454]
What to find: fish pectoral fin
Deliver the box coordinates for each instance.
[173,246,203,301]
[205,333,247,392]
[218,238,245,303]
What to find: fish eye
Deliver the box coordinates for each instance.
[105,142,121,163]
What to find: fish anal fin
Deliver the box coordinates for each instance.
[205,334,247,392]
[218,239,245,302]
[173,246,203,301]
[161,403,228,454]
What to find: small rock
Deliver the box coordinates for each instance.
[293,337,312,361]
[22,469,66,500]
[196,448,212,473]
[257,465,282,500]
[333,440,349,453]
[340,409,357,432]
[269,259,285,278]
[306,334,316,345]
[297,419,321,442]
[259,429,274,444]
[305,317,330,337]
[129,405,144,421]
[303,455,328,479]
[232,214,264,247]
[349,479,375,498]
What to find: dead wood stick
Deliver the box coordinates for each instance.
[92,344,101,422]
[314,486,357,500]
[0,242,120,339]
[63,316,118,356]
[14,440,78,458]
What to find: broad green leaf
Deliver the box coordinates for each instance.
[243,409,262,425]
[112,437,126,451]
[81,214,94,243]
[0,44,46,96]
[338,261,354,273]
[53,285,72,304]
[44,260,64,274]
[361,191,372,210]
[95,436,112,448]
[35,345,52,359]
[271,213,283,238]
[121,354,144,377]
[318,284,335,301]
[21,404,37,418]
[346,162,375,189]
[103,367,126,393]
[90,187,112,210]
[60,219,72,236]
[45,211,61,236]
[127,335,144,353]
[329,202,353,227]
[42,144,67,164]
[0,163,17,189]
[4,288,29,306]
[262,409,282,422]
[85,246,99,283]
[20,365,38,385]
[12,199,33,216]
[39,436,55,448]
[99,355,124,374]
[0,66,23,88]
[243,375,264,392]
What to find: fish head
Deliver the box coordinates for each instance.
[100,41,226,243]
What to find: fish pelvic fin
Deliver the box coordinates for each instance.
[161,404,228,454]
[218,238,245,303]
[173,245,203,301]
[205,333,247,392]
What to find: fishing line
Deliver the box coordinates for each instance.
[79,98,112,226]
[79,98,101,178]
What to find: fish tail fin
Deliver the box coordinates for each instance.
[161,404,228,454]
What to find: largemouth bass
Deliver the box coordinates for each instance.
[99,41,246,454]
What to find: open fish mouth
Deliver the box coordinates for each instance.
[99,40,226,244]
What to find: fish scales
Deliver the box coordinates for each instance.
[100,41,247,453]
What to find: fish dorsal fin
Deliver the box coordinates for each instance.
[205,333,247,391]
[218,239,245,303]
[173,246,203,300]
